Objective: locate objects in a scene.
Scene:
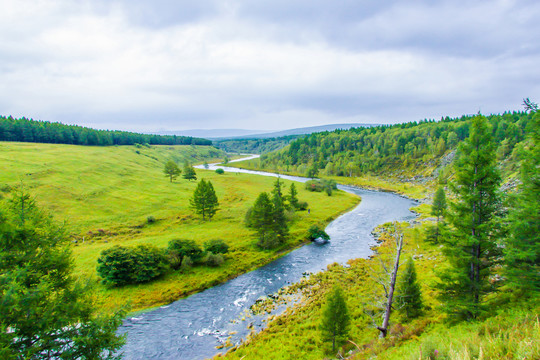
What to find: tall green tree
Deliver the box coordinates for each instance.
[0,191,125,359]
[504,111,540,293]
[163,160,181,182]
[430,187,447,242]
[320,285,350,353]
[250,192,277,249]
[182,161,197,181]
[396,256,423,320]
[272,183,288,241]
[288,183,299,210]
[437,115,501,320]
[190,179,219,220]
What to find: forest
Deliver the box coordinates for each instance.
[0,116,212,146]
[247,111,533,180]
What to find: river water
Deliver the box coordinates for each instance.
[119,160,417,359]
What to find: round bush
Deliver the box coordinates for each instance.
[215,168,225,174]
[205,252,225,267]
[97,244,168,286]
[204,239,229,254]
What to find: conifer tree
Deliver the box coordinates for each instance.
[272,187,288,240]
[431,187,447,242]
[320,285,350,353]
[288,183,299,209]
[0,191,125,358]
[163,160,181,182]
[396,256,422,320]
[190,179,219,220]
[504,111,539,293]
[250,192,276,248]
[437,115,501,320]
[182,161,197,181]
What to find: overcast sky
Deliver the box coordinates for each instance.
[1,0,539,132]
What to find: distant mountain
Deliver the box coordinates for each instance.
[239,123,378,140]
[156,123,377,141]
[154,129,270,139]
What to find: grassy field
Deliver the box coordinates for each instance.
[0,142,359,312]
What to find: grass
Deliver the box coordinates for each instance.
[0,142,359,312]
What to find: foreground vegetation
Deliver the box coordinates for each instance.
[0,142,359,312]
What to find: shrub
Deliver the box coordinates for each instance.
[215,168,225,174]
[205,252,225,267]
[147,215,156,224]
[97,244,168,286]
[167,239,204,267]
[307,225,330,241]
[257,232,280,250]
[297,201,309,211]
[305,179,337,194]
[204,239,229,254]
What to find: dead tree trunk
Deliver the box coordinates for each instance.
[376,228,404,338]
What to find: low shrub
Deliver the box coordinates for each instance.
[167,239,204,268]
[97,244,168,286]
[205,252,225,267]
[215,168,225,174]
[307,225,330,241]
[204,239,229,254]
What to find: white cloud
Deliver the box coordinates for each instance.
[0,0,538,131]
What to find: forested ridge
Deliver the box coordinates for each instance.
[0,116,212,146]
[253,111,533,180]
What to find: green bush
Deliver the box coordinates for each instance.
[167,239,204,268]
[205,252,225,267]
[204,239,229,254]
[297,201,309,211]
[307,225,330,241]
[215,168,225,174]
[305,179,337,194]
[97,244,168,286]
[147,215,156,224]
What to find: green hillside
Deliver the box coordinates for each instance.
[0,142,359,312]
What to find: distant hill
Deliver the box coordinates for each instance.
[156,123,377,140]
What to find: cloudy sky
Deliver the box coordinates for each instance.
[1,0,539,132]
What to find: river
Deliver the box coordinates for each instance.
[119,159,417,359]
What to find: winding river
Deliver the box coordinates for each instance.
[119,158,417,359]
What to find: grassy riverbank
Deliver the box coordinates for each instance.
[217,205,539,360]
[0,142,359,312]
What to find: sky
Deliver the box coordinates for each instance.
[1,0,539,132]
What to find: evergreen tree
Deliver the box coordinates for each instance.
[190,179,219,220]
[430,187,447,242]
[396,256,423,320]
[320,285,350,353]
[504,111,540,293]
[437,115,501,320]
[182,161,197,181]
[272,177,284,201]
[0,191,125,359]
[288,183,299,209]
[250,192,276,248]
[272,186,288,240]
[163,160,181,182]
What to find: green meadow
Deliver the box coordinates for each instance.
[0,142,359,312]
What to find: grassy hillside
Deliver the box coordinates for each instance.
[0,142,359,312]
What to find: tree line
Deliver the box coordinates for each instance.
[0,116,212,146]
[254,111,534,177]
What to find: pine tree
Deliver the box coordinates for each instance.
[396,256,422,320]
[0,191,125,358]
[182,161,197,181]
[190,179,219,220]
[288,183,299,209]
[272,187,288,240]
[504,111,539,293]
[163,160,181,182]
[437,115,501,320]
[431,187,447,242]
[320,285,350,353]
[250,192,277,249]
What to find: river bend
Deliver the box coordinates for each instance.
[119,162,417,359]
